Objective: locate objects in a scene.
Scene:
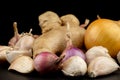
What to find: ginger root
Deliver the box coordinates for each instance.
[60,14,80,26]
[38,11,62,33]
[33,11,89,58]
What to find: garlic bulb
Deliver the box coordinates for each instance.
[117,51,120,64]
[88,56,119,78]
[8,56,34,73]
[14,33,35,50]
[85,46,111,64]
[0,46,13,63]
[61,56,87,76]
[6,50,32,63]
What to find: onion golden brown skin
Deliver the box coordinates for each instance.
[84,18,120,58]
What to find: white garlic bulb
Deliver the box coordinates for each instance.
[88,56,119,78]
[85,46,111,64]
[61,56,87,76]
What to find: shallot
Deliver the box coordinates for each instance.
[33,52,59,75]
[60,23,86,63]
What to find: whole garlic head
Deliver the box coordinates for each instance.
[61,56,87,76]
[88,56,119,78]
[85,46,111,64]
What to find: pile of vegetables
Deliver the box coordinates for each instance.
[0,11,120,78]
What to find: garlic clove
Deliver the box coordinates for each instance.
[88,56,119,78]
[117,51,120,64]
[14,34,35,50]
[61,56,87,76]
[0,46,13,63]
[0,50,9,63]
[85,46,111,64]
[8,56,34,73]
[0,46,12,51]
[6,50,32,63]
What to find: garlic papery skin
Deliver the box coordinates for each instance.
[14,34,35,50]
[85,46,111,64]
[6,50,32,63]
[8,56,34,73]
[0,46,13,63]
[117,51,120,64]
[61,56,87,76]
[88,56,119,78]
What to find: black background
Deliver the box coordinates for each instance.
[0,0,120,45]
[0,1,120,79]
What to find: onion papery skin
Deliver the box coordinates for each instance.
[84,19,120,58]
[61,46,86,63]
[33,52,59,75]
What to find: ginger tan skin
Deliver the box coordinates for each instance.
[33,11,88,58]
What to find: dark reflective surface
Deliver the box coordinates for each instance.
[0,63,120,80]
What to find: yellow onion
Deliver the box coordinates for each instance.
[84,18,120,58]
